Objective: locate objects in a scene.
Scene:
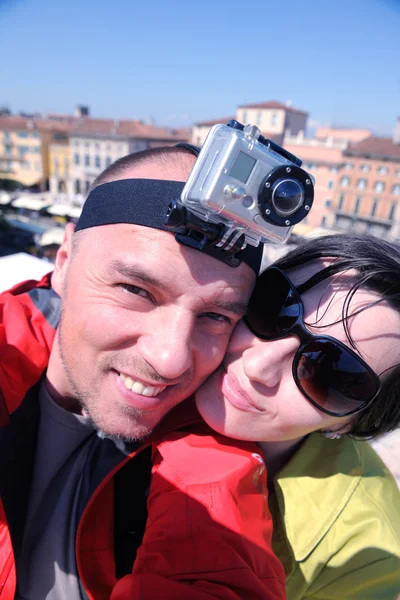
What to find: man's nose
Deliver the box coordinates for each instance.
[137,308,193,381]
[242,334,300,388]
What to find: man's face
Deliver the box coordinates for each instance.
[49,160,255,440]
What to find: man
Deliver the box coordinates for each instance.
[0,145,263,599]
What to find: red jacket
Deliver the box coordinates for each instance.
[0,276,285,599]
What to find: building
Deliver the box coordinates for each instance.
[314,127,371,145]
[192,100,308,146]
[67,120,189,198]
[332,133,400,238]
[0,116,72,191]
[48,140,71,194]
[283,128,371,228]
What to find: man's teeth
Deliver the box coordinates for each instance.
[119,373,166,397]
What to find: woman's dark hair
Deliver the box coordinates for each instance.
[273,233,400,440]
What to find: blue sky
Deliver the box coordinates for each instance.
[0,0,399,135]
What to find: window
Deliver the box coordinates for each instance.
[360,164,370,173]
[328,180,334,189]
[23,160,30,170]
[344,162,353,170]
[34,146,40,153]
[18,145,29,156]
[64,157,69,170]
[271,112,277,126]
[85,154,90,166]
[338,193,345,210]
[32,132,39,139]
[325,199,332,208]
[3,131,10,141]
[357,178,367,190]
[389,202,397,220]
[85,180,90,193]
[354,196,362,214]
[95,143,100,150]
[4,144,11,156]
[374,181,385,193]
[329,166,338,173]
[396,168,400,177]
[340,176,350,187]
[392,184,400,196]
[256,111,262,125]
[321,216,327,227]
[95,155,101,168]
[17,131,29,138]
[371,198,379,217]
[74,153,80,165]
[105,156,112,167]
[75,180,81,194]
[377,166,388,175]
[74,140,80,148]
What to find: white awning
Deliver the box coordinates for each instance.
[0,192,11,205]
[67,206,82,219]
[47,203,73,217]
[12,195,52,211]
[39,227,65,247]
[0,253,54,293]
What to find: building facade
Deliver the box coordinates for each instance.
[192,100,308,147]
[0,116,71,190]
[67,120,189,199]
[332,135,400,239]
[283,128,371,228]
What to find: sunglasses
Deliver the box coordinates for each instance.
[244,267,381,418]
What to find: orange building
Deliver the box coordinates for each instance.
[332,135,400,239]
[283,128,371,228]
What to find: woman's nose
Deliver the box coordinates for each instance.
[241,333,300,389]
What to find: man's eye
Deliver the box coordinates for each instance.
[200,312,232,325]
[121,284,150,299]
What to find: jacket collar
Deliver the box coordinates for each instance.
[273,433,363,561]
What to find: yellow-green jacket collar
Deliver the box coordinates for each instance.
[273,433,365,561]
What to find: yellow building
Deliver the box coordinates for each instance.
[48,142,71,194]
[0,116,70,190]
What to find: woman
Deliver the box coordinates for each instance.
[114,233,400,600]
[195,233,400,599]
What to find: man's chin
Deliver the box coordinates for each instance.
[82,405,155,444]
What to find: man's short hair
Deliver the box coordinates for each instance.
[90,146,195,191]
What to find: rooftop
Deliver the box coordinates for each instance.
[0,115,190,142]
[345,135,400,161]
[238,100,308,116]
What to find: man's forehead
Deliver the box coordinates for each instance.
[103,223,254,284]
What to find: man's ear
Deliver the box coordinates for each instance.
[51,223,75,296]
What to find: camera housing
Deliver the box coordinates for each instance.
[180,120,314,247]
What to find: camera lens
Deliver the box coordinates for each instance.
[271,179,304,217]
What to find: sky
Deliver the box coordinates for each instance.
[0,0,399,136]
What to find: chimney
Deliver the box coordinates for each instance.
[75,105,90,118]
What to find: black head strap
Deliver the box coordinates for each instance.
[75,179,263,274]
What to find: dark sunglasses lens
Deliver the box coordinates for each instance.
[246,269,301,338]
[296,340,379,415]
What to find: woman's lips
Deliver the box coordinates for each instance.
[220,369,264,413]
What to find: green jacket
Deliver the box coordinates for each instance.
[270,433,400,600]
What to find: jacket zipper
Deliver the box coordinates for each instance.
[75,411,200,598]
[75,441,152,599]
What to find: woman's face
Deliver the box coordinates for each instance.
[196,261,400,443]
